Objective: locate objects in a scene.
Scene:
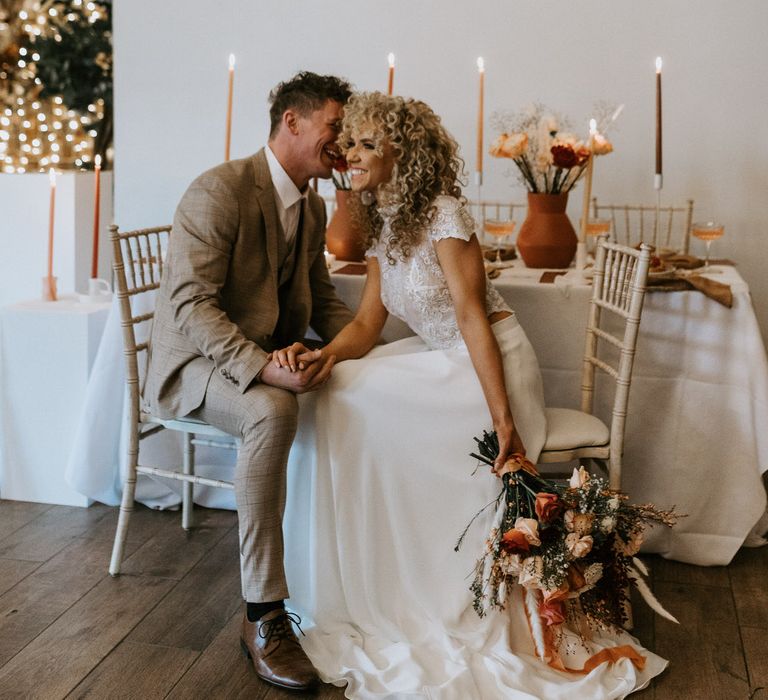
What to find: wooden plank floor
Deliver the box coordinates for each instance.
[0,500,765,699]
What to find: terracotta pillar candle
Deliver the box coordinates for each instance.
[225,53,235,161]
[91,154,102,279]
[387,53,395,95]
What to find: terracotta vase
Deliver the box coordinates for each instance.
[325,190,366,262]
[516,192,578,269]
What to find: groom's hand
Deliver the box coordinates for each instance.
[271,342,323,372]
[260,348,336,393]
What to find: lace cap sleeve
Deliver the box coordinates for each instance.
[428,196,477,243]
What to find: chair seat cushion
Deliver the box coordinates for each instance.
[543,407,610,451]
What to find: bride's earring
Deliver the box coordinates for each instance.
[361,190,375,206]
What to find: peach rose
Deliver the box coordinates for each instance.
[566,533,594,558]
[592,133,613,155]
[489,132,528,159]
[539,599,566,626]
[535,492,564,523]
[514,517,541,547]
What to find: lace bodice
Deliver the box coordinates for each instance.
[368,195,510,350]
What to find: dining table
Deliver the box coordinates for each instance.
[64,258,768,566]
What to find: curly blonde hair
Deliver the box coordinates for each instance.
[338,92,464,263]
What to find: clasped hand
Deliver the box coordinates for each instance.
[259,342,335,393]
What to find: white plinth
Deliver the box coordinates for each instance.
[0,296,111,506]
[0,171,114,308]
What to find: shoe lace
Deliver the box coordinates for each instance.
[258,611,305,653]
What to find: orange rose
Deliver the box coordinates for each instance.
[535,492,563,523]
[500,528,531,555]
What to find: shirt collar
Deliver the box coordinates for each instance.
[265,145,307,209]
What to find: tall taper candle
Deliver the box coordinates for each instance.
[576,119,597,271]
[225,53,235,161]
[655,56,662,189]
[476,57,485,182]
[91,154,102,279]
[580,120,597,244]
[387,53,395,95]
[46,168,57,300]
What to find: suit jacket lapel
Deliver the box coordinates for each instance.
[252,150,280,276]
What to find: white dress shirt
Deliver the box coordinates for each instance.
[265,145,307,244]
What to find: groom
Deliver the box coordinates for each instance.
[145,72,355,691]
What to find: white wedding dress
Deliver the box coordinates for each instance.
[283,196,667,699]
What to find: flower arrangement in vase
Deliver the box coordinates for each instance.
[489,104,616,268]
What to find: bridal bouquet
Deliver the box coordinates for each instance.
[456,431,680,663]
[489,103,616,194]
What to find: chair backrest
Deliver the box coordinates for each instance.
[467,200,526,222]
[110,224,170,416]
[592,197,694,254]
[581,238,651,475]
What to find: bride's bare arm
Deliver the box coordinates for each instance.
[434,235,525,468]
[272,256,389,370]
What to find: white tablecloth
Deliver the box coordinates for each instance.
[65,263,768,565]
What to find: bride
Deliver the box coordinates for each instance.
[277,92,666,699]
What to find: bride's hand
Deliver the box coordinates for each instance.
[493,421,527,476]
[272,342,322,372]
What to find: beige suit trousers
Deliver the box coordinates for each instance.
[189,367,298,602]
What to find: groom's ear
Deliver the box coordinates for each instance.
[282,109,300,136]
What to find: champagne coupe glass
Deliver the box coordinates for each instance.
[691,221,724,268]
[483,218,516,267]
[584,218,612,256]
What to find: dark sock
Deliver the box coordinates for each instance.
[246,600,284,622]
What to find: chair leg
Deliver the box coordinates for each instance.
[182,432,194,531]
[109,426,139,576]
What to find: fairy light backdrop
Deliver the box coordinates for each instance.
[0,0,112,173]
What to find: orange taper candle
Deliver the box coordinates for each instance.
[225,53,235,161]
[387,53,395,95]
[476,57,485,177]
[91,154,102,279]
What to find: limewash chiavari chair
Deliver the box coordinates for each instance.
[108,224,237,577]
[591,197,694,254]
[537,238,652,490]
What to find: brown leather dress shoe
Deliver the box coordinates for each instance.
[240,609,319,691]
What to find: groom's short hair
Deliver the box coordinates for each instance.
[268,71,352,138]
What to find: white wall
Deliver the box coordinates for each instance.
[114,0,768,339]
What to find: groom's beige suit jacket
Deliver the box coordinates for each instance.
[145,149,353,419]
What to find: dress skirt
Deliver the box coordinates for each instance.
[283,315,666,699]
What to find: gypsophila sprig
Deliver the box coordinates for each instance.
[457,430,682,664]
